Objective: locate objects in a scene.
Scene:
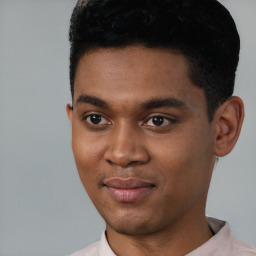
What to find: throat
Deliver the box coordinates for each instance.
[105,217,213,256]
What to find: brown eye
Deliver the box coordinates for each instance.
[89,114,102,124]
[84,114,110,125]
[145,116,176,127]
[152,116,164,126]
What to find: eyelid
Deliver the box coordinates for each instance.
[81,111,177,128]
[143,114,177,127]
[82,112,112,126]
[82,111,109,120]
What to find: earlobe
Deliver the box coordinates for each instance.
[213,96,244,157]
[66,103,73,121]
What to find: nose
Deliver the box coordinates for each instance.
[103,123,150,167]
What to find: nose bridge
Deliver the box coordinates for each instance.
[104,120,148,167]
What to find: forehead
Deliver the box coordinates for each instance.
[75,46,189,83]
[74,46,206,113]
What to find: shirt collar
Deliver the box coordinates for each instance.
[187,217,235,256]
[98,231,117,256]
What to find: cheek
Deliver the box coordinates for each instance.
[153,126,213,194]
[71,127,104,190]
[72,120,105,165]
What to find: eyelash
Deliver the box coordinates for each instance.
[144,115,177,127]
[83,114,110,126]
[82,113,177,129]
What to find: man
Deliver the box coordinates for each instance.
[66,0,256,255]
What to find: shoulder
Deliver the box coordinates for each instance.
[69,240,100,256]
[234,238,256,256]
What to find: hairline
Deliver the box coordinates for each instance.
[71,44,215,122]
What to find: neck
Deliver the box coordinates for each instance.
[106,214,213,256]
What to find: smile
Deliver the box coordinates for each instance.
[104,178,155,203]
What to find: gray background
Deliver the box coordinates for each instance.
[0,0,255,255]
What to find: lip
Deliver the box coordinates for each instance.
[104,178,155,203]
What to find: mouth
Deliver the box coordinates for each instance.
[104,178,155,203]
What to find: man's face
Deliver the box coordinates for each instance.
[67,46,216,236]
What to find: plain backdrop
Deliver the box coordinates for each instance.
[0,0,255,255]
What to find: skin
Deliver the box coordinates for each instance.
[67,45,244,256]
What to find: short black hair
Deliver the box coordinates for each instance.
[69,0,240,120]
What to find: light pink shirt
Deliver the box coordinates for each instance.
[70,217,256,256]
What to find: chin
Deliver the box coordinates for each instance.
[105,212,165,236]
[108,223,155,236]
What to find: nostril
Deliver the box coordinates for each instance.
[129,160,145,166]
[106,159,114,166]
[105,158,135,168]
[106,159,148,168]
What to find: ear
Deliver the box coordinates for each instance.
[66,103,73,121]
[213,96,244,157]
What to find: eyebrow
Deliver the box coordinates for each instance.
[142,98,186,109]
[75,94,186,110]
[75,94,109,108]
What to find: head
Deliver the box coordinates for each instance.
[67,0,244,238]
[69,0,240,121]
